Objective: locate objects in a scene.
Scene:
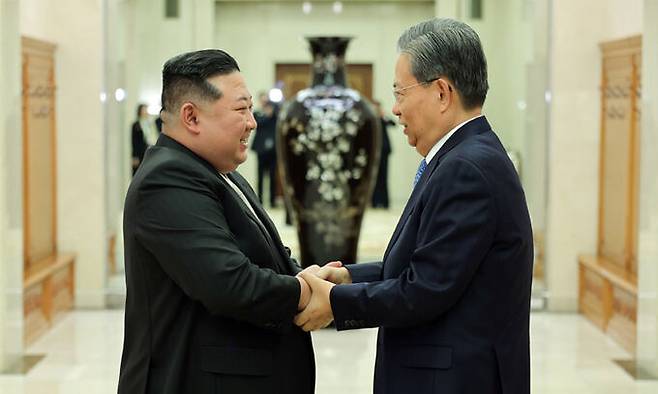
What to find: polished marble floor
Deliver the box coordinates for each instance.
[1,311,657,393]
[5,208,657,393]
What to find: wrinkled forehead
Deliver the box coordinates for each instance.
[393,53,415,87]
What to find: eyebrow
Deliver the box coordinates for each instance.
[229,95,251,107]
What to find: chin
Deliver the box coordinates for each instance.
[407,137,416,147]
[236,154,248,165]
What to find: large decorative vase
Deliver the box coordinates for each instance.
[277,37,381,267]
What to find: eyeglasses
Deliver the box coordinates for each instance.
[392,78,439,102]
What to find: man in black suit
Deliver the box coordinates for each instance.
[295,18,533,394]
[131,104,155,176]
[370,100,393,209]
[251,92,279,207]
[118,49,315,394]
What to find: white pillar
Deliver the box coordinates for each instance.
[0,0,24,371]
[193,0,215,49]
[636,0,658,377]
[434,0,461,18]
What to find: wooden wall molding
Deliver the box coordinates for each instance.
[21,36,75,346]
[579,34,641,355]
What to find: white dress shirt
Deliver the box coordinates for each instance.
[219,172,265,228]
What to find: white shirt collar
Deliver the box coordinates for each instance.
[425,115,483,164]
[218,172,263,226]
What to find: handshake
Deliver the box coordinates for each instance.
[294,262,352,332]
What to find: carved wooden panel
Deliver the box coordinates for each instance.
[579,265,607,329]
[579,253,638,354]
[50,262,74,323]
[23,254,75,345]
[23,281,49,345]
[598,35,641,275]
[578,36,640,356]
[607,286,637,354]
[21,37,76,346]
[22,36,57,275]
[629,52,641,278]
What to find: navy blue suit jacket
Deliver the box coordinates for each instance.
[330,116,533,394]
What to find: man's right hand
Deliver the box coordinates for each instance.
[296,265,320,310]
[297,276,311,311]
[317,261,352,285]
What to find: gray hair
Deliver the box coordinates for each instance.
[397,18,488,109]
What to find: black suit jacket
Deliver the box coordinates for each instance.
[331,116,533,394]
[118,134,314,394]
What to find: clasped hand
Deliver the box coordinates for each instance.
[294,261,350,332]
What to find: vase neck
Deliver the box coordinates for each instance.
[311,53,347,87]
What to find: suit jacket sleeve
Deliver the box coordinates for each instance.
[346,261,383,283]
[330,157,496,330]
[283,247,302,275]
[134,168,300,332]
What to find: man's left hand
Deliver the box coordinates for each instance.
[294,270,335,331]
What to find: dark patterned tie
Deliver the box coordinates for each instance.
[413,159,427,188]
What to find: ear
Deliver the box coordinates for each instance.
[179,102,201,135]
[436,78,454,112]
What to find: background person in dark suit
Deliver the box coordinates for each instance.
[131,103,159,176]
[251,92,279,207]
[294,18,534,394]
[118,49,315,394]
[370,100,394,209]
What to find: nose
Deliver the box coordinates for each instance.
[392,101,401,117]
[248,110,257,130]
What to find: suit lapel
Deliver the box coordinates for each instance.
[382,157,437,260]
[226,173,294,274]
[382,116,492,261]
[155,135,294,274]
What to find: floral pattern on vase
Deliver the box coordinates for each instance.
[277,37,381,267]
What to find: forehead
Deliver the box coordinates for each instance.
[394,54,415,85]
[208,72,252,102]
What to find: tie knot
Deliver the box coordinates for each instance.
[413,159,427,188]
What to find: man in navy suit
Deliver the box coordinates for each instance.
[295,18,533,394]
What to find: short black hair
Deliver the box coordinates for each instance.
[161,49,240,115]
